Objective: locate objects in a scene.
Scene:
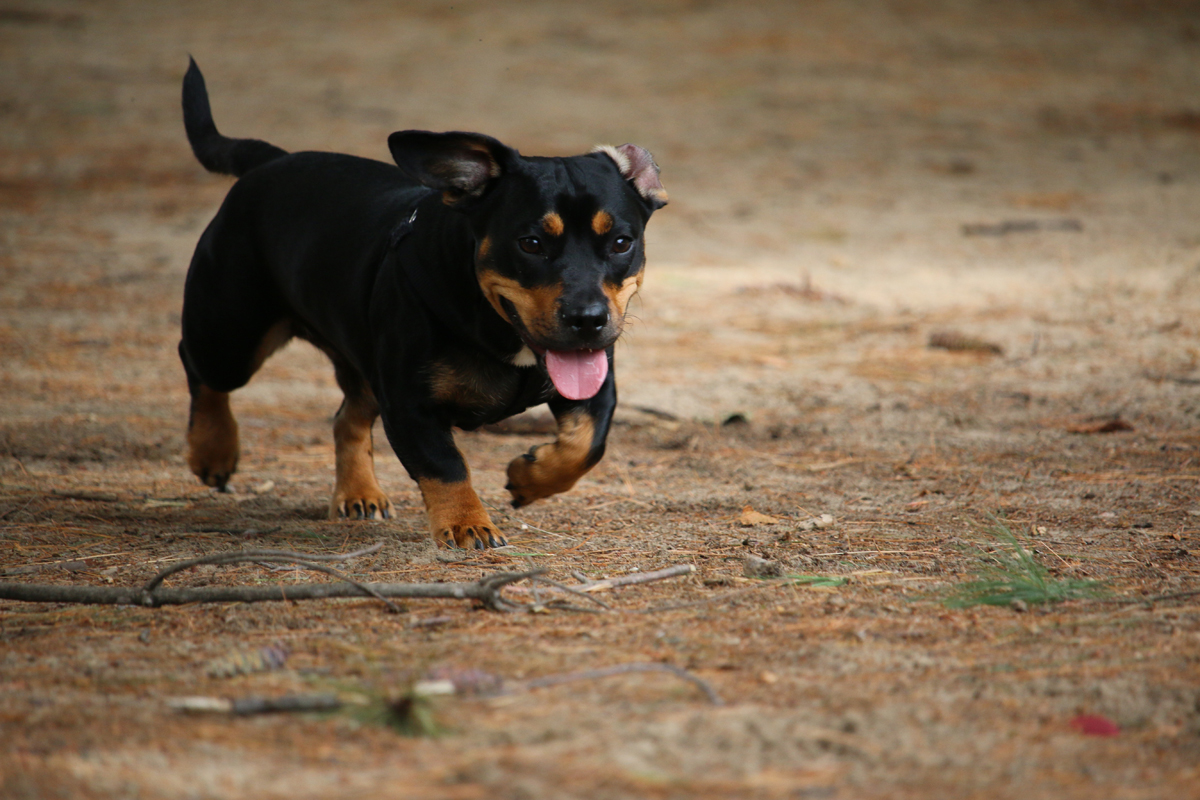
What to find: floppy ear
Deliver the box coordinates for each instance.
[388,131,512,205]
[592,143,668,210]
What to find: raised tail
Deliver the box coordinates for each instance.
[182,58,288,177]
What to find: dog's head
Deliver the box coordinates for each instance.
[388,131,666,400]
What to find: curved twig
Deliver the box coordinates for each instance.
[572,564,696,593]
[138,542,397,613]
[142,543,383,593]
[529,575,612,610]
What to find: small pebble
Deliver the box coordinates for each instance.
[743,555,783,578]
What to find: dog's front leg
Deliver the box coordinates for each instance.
[506,363,616,508]
[378,403,507,549]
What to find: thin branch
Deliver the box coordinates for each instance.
[142,543,383,592]
[521,662,723,705]
[572,564,696,593]
[169,694,343,715]
[529,575,612,610]
[172,661,722,719]
[136,543,400,613]
[539,601,606,614]
[0,568,544,612]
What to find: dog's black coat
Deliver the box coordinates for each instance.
[177,60,665,548]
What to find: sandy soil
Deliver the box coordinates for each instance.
[2,1,1199,797]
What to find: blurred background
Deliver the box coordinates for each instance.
[2,0,1200,424]
[2,0,1199,426]
[3,5,1200,796]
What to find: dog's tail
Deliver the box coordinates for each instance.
[183,58,288,178]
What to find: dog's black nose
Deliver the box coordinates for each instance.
[562,302,609,336]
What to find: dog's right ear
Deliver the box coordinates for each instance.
[388,131,511,206]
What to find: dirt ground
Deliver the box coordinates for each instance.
[3,1,1200,797]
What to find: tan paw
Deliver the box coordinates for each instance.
[329,489,392,520]
[434,523,509,549]
[505,447,578,508]
[187,422,239,491]
[187,387,239,491]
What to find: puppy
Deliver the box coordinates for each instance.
[178,60,666,548]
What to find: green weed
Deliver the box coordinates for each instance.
[944,519,1106,609]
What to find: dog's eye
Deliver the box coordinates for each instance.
[518,236,543,255]
[612,236,634,254]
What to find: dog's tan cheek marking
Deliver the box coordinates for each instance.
[507,411,598,505]
[478,236,492,259]
[542,212,564,237]
[477,269,563,337]
[591,210,613,236]
[605,272,643,318]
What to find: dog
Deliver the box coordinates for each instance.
[177,60,667,548]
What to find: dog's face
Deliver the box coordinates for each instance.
[389,132,666,399]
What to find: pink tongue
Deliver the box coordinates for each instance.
[545,349,608,400]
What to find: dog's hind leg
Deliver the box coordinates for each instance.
[179,319,291,491]
[328,358,391,520]
[183,375,239,490]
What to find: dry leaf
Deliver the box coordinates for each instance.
[739,505,780,526]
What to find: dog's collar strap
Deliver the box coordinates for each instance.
[389,207,419,248]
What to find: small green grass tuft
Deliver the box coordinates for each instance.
[346,690,445,738]
[944,518,1107,609]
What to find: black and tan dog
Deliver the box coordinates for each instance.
[177,60,666,548]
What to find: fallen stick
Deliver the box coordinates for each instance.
[170,694,343,715]
[0,551,543,613]
[142,543,385,591]
[140,543,403,612]
[171,660,723,719]
[529,575,612,610]
[570,564,696,593]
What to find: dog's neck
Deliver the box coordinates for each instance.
[392,194,526,363]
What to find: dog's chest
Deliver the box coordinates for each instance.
[426,349,546,426]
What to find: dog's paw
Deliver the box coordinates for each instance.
[505,448,575,508]
[187,438,239,491]
[434,524,508,549]
[187,387,240,491]
[329,490,392,521]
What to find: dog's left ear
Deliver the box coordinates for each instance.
[593,144,668,211]
[389,131,512,205]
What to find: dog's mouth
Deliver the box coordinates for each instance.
[499,297,611,401]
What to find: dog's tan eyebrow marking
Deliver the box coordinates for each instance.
[542,212,564,237]
[591,210,614,236]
